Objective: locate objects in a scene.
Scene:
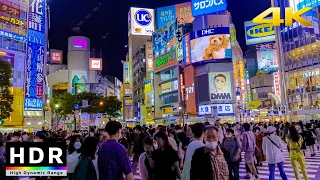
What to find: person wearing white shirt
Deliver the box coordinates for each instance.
[262,126,288,180]
[182,123,205,180]
[215,119,226,144]
[67,141,81,180]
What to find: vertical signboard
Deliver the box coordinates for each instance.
[145,41,153,71]
[182,33,191,65]
[176,27,183,61]
[123,61,130,84]
[137,100,141,120]
[25,0,46,110]
[273,70,281,102]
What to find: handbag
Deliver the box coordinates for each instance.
[255,146,262,157]
[267,135,283,152]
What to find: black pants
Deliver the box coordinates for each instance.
[228,161,240,180]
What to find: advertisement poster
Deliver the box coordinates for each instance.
[156,5,176,29]
[176,27,183,61]
[244,20,275,45]
[24,43,44,110]
[123,61,130,84]
[50,49,63,64]
[209,72,233,102]
[130,7,155,36]
[145,41,153,71]
[190,27,231,63]
[176,2,194,25]
[191,0,227,17]
[28,0,46,45]
[71,71,87,95]
[184,65,196,114]
[154,51,177,72]
[153,19,177,58]
[256,43,278,74]
[182,33,191,65]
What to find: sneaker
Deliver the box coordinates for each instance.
[250,175,259,180]
[245,173,251,179]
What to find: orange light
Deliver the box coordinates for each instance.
[99,101,104,106]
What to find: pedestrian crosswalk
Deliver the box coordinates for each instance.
[132,149,320,180]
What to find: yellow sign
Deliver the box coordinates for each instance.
[253,7,313,27]
[246,100,262,110]
[246,23,275,38]
[0,15,24,26]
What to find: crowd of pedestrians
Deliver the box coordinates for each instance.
[0,119,320,180]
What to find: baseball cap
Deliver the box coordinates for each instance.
[267,126,277,133]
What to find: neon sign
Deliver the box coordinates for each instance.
[74,38,87,49]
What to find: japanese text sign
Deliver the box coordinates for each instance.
[0,3,20,17]
[191,0,227,17]
[176,2,194,24]
[156,5,176,29]
[28,0,46,33]
[50,50,63,64]
[24,43,44,110]
[198,104,233,116]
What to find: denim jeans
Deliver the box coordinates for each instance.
[228,161,239,180]
[268,162,288,180]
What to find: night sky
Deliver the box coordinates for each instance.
[48,0,270,81]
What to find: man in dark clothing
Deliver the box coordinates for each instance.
[132,125,146,175]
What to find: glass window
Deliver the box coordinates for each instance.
[161,93,178,105]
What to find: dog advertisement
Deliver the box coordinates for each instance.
[190,27,232,63]
[208,72,233,102]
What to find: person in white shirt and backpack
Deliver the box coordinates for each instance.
[262,126,288,180]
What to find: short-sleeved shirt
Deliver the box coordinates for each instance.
[152,148,179,180]
[98,140,132,180]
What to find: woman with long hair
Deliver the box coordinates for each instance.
[67,135,82,180]
[152,131,182,180]
[287,125,308,180]
[304,123,316,156]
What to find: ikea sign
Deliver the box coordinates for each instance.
[244,20,275,45]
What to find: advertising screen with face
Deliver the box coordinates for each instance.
[190,27,231,64]
[153,19,177,58]
[209,72,233,102]
[256,43,278,74]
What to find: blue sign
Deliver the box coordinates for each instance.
[153,19,177,58]
[0,30,27,42]
[28,0,46,33]
[28,29,46,45]
[297,0,320,12]
[157,5,176,28]
[135,9,152,26]
[191,0,227,17]
[24,43,45,110]
[190,27,230,39]
[137,100,140,120]
[74,104,80,110]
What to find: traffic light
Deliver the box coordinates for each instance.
[0,119,4,126]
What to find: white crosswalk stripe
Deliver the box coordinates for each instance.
[132,150,320,180]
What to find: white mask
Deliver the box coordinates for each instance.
[74,142,82,150]
[205,141,218,150]
[225,134,232,138]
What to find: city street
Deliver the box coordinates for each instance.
[133,149,320,180]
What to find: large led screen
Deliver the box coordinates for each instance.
[209,71,233,102]
[256,43,278,74]
[190,27,231,64]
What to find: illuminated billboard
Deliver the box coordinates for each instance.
[156,2,194,28]
[129,7,155,36]
[50,49,63,64]
[0,0,28,42]
[89,58,102,71]
[124,99,133,106]
[256,43,278,74]
[153,19,177,58]
[191,0,227,17]
[190,27,231,64]
[244,21,275,45]
[209,72,233,102]
[154,51,178,72]
[145,41,153,71]
[123,61,130,84]
[198,104,234,116]
[182,33,191,65]
[25,0,46,110]
[73,38,87,49]
[184,65,197,114]
[71,70,88,95]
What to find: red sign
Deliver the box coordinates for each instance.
[90,58,102,71]
[184,65,197,114]
[50,51,62,63]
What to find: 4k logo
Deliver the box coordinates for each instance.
[253,7,313,27]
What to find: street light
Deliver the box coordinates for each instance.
[55,104,59,109]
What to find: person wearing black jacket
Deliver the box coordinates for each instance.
[132,125,146,175]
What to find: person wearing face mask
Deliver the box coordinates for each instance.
[221,129,241,180]
[190,125,229,180]
[67,136,82,180]
[139,137,155,180]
